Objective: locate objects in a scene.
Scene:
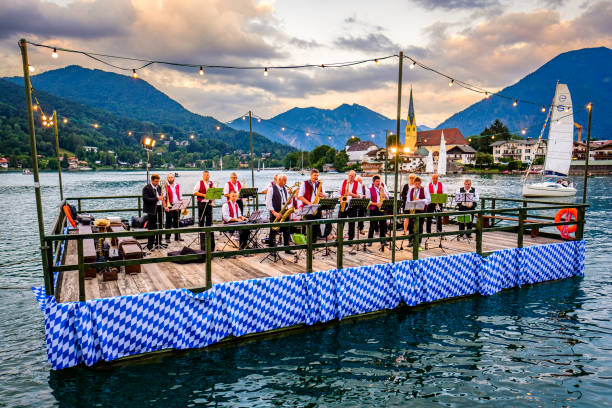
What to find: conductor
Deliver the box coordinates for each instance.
[142,174,165,251]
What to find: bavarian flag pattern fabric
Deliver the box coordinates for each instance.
[33,240,586,370]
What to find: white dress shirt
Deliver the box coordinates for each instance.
[337,180,363,203]
[193,180,214,204]
[165,182,181,205]
[222,200,242,222]
[266,184,290,212]
[298,180,319,206]
[408,186,431,205]
[223,181,241,196]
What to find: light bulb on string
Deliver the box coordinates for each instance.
[190,134,195,140]
[257,118,261,123]
[132,69,138,79]
[216,126,221,131]
[513,100,518,107]
[51,48,58,59]
[42,115,47,120]
[32,105,38,111]
[281,127,285,131]
[28,65,35,73]
[264,67,268,77]
[371,134,375,138]
[128,131,133,136]
[375,59,379,65]
[62,118,68,124]
[410,61,416,70]
[521,129,526,135]
[306,132,310,137]
[468,138,472,142]
[49,121,53,126]
[242,116,246,120]
[541,106,546,112]
[42,121,47,126]
[448,79,454,87]
[484,92,490,99]
[199,66,204,76]
[491,135,495,139]
[93,123,99,129]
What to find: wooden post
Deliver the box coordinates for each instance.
[476,210,483,255]
[336,221,344,269]
[518,208,525,248]
[19,39,51,295]
[191,195,196,218]
[384,129,389,186]
[392,51,403,263]
[583,103,592,204]
[137,196,142,217]
[77,198,82,213]
[306,224,313,273]
[491,198,496,211]
[412,214,419,260]
[77,238,85,301]
[249,111,257,210]
[205,230,212,289]
[576,206,585,240]
[53,111,64,200]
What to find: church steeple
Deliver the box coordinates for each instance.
[404,86,417,152]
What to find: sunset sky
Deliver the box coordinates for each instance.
[1,0,610,127]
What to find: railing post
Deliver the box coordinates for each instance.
[306,224,313,273]
[336,221,344,269]
[491,198,496,211]
[576,206,585,240]
[191,195,196,218]
[137,196,142,217]
[480,197,486,210]
[77,238,85,301]
[43,243,54,296]
[476,210,483,255]
[412,214,419,260]
[205,230,212,289]
[518,208,525,248]
[77,198,82,213]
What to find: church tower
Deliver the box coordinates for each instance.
[404,86,418,153]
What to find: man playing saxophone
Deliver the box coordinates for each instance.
[266,174,295,254]
[298,169,327,242]
[337,170,362,242]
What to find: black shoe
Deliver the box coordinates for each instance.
[285,250,296,255]
[466,234,473,239]
[367,242,373,247]
[176,237,184,242]
[165,238,171,243]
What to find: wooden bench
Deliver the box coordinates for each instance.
[77,224,98,279]
[110,224,143,275]
[480,215,541,237]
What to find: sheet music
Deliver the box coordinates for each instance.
[456,193,475,203]
[405,199,427,211]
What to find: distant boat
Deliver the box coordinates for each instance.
[174,172,179,177]
[22,169,31,175]
[522,83,576,197]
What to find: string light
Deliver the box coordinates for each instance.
[49,121,53,126]
[32,105,38,111]
[160,134,165,139]
[216,126,221,131]
[132,69,138,79]
[257,118,261,123]
[51,48,58,59]
[264,67,268,77]
[281,127,285,131]
[448,79,454,87]
[371,134,375,138]
[128,131,133,136]
[42,115,47,120]
[491,135,495,139]
[513,100,518,107]
[484,92,490,99]
[521,129,526,135]
[28,65,35,73]
[541,106,546,112]
[62,118,68,124]
[410,61,416,70]
[199,66,204,76]
[586,103,592,110]
[190,134,195,139]
[375,59,379,65]
[242,116,246,120]
[42,121,47,126]
[306,132,310,136]
[93,123,99,128]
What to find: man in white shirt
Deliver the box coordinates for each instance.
[456,179,479,239]
[164,173,183,243]
[266,174,294,253]
[222,191,250,249]
[337,170,362,241]
[193,170,215,251]
[366,175,387,248]
[407,176,431,245]
[297,169,327,242]
[426,172,447,234]
[223,172,243,213]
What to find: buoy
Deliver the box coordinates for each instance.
[555,208,578,238]
[63,205,77,228]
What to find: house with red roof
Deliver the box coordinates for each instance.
[417,128,469,153]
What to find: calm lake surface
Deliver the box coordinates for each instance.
[0,170,610,407]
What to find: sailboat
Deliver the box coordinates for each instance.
[522,83,576,197]
[438,131,447,176]
[425,149,434,173]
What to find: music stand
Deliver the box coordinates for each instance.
[381,199,401,250]
[428,193,448,250]
[239,187,258,216]
[347,198,371,254]
[316,198,338,257]
[187,188,223,249]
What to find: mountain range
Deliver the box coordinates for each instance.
[437,47,611,140]
[228,104,430,150]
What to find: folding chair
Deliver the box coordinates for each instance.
[291,233,307,263]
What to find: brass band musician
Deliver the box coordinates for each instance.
[337,170,363,241]
[164,173,183,243]
[407,176,431,245]
[193,170,215,251]
[297,169,327,242]
[367,175,387,248]
[223,172,243,213]
[266,174,295,254]
[222,191,250,249]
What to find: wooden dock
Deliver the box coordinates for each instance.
[56,225,562,303]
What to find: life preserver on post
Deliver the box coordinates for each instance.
[555,208,578,234]
[63,205,77,228]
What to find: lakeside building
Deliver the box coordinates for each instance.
[446,145,477,165]
[345,141,378,163]
[0,158,8,168]
[490,139,546,163]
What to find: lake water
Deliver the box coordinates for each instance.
[1,170,610,407]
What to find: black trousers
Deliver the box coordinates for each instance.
[338,207,356,240]
[227,222,250,249]
[356,207,366,231]
[368,207,387,239]
[146,206,163,249]
[457,204,473,236]
[198,200,215,251]
[269,215,290,247]
[408,211,425,244]
[303,211,322,242]
[425,203,443,233]
[165,209,180,239]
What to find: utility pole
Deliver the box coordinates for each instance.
[53,111,64,200]
[582,103,592,204]
[385,129,389,186]
[392,52,403,263]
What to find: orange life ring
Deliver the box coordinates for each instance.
[555,208,578,234]
[63,205,77,228]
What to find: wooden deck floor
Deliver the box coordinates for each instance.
[56,224,561,303]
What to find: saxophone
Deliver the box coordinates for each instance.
[272,182,300,230]
[313,181,322,204]
[339,181,349,213]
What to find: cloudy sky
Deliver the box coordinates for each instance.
[1,0,610,126]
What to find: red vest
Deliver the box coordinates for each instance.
[369,186,381,210]
[226,201,239,221]
[341,180,359,195]
[197,180,213,202]
[227,181,242,202]
[410,187,426,201]
[428,182,443,194]
[303,180,319,205]
[166,183,181,204]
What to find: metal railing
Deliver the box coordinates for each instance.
[42,195,588,301]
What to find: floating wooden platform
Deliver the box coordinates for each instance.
[55,224,561,303]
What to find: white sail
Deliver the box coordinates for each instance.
[544,83,573,176]
[425,149,434,173]
[438,131,447,176]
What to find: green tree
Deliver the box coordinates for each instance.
[474,152,494,167]
[346,136,361,146]
[309,145,332,166]
[533,156,545,165]
[47,158,59,170]
[333,150,349,171]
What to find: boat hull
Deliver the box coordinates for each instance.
[522,182,577,197]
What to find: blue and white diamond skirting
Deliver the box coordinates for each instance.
[32,240,585,370]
